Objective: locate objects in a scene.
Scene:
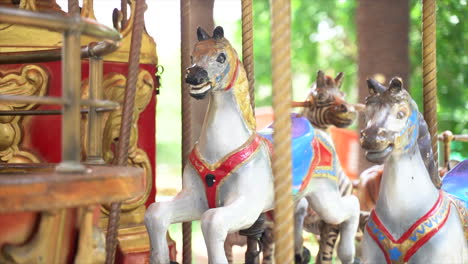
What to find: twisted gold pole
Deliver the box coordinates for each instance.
[271,0,294,263]
[181,0,192,263]
[242,0,255,112]
[422,0,438,167]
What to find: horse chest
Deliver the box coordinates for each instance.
[189,134,262,208]
[365,192,453,264]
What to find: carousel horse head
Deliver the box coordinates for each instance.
[360,77,419,164]
[185,26,241,100]
[302,70,357,129]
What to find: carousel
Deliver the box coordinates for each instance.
[0,0,466,264]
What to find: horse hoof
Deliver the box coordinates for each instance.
[353,257,362,264]
[294,247,311,264]
[170,262,179,264]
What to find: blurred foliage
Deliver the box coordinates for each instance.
[236,0,357,107]
[237,0,466,158]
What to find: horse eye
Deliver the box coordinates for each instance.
[317,93,326,101]
[216,53,226,63]
[397,111,406,119]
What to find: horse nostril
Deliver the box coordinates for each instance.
[377,128,387,137]
[360,130,367,138]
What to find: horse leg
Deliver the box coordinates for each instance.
[308,191,359,264]
[294,197,310,263]
[145,188,206,264]
[201,197,264,264]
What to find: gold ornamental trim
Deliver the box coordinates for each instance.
[103,0,157,65]
[0,0,64,53]
[0,64,48,163]
[81,69,155,212]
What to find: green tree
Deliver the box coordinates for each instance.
[240,0,467,158]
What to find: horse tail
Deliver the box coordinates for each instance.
[417,112,440,188]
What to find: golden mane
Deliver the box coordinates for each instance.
[223,41,256,131]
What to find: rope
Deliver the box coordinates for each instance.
[181,0,192,263]
[271,0,295,263]
[242,0,255,112]
[422,0,438,167]
[121,0,127,29]
[105,0,146,263]
[68,0,79,15]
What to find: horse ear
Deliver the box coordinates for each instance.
[197,27,210,41]
[316,70,326,88]
[388,77,403,93]
[335,72,344,88]
[213,26,224,39]
[367,78,386,95]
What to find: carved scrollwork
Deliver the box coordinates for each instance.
[0,64,48,163]
[81,69,154,213]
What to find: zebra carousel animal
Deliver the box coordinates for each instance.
[360,77,468,263]
[258,71,361,264]
[226,71,362,264]
[144,26,359,264]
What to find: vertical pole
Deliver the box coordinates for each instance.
[422,0,438,167]
[271,0,295,263]
[181,0,193,263]
[86,54,105,164]
[56,29,85,173]
[441,131,453,169]
[105,0,146,263]
[121,0,128,29]
[242,0,255,112]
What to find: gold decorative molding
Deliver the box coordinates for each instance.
[81,69,154,213]
[81,69,155,258]
[75,206,105,264]
[81,0,96,20]
[103,0,158,65]
[102,70,153,212]
[0,64,48,163]
[0,0,64,53]
[1,210,70,264]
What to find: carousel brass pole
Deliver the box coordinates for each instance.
[86,51,105,164]
[271,0,295,263]
[440,131,453,169]
[422,0,439,175]
[241,1,261,263]
[105,0,146,263]
[181,0,193,263]
[242,0,255,112]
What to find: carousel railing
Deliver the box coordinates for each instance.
[438,131,468,170]
[0,5,144,214]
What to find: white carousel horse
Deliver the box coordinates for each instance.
[144,26,359,264]
[360,77,468,263]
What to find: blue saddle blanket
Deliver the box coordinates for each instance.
[259,114,315,194]
[442,159,468,207]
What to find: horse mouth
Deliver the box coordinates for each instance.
[330,112,356,128]
[189,82,212,99]
[366,145,393,164]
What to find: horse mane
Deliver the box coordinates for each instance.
[417,112,440,188]
[223,40,256,131]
